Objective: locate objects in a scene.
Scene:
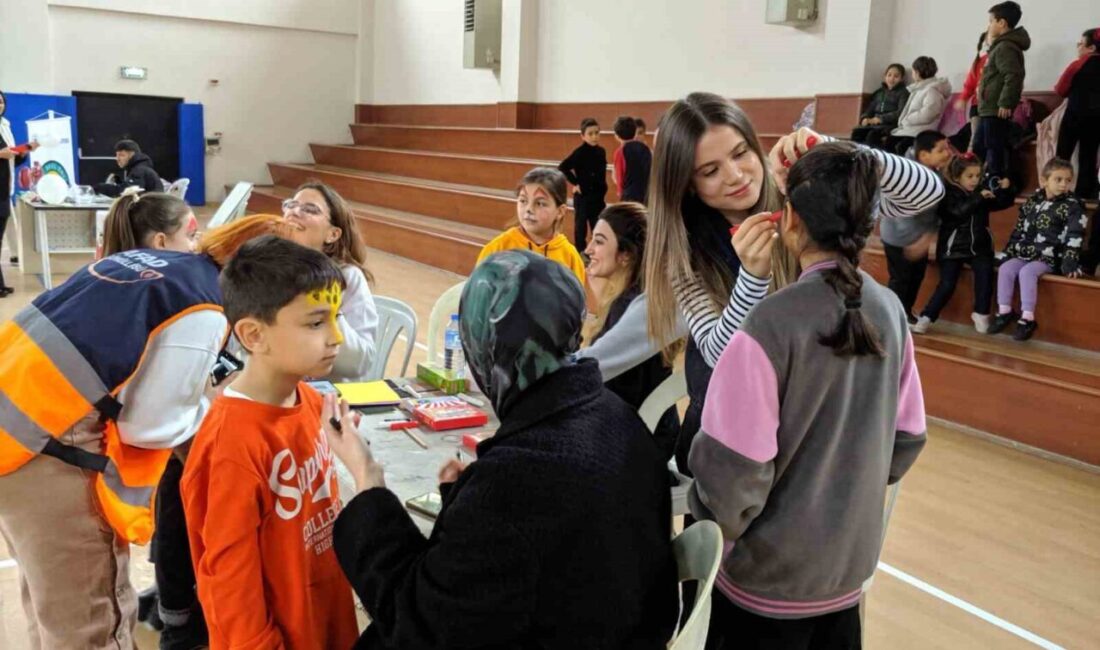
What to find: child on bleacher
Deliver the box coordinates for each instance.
[181,236,359,649]
[851,63,909,148]
[635,117,648,142]
[989,158,1088,340]
[558,118,608,249]
[689,141,926,646]
[913,153,1015,334]
[477,166,586,286]
[882,57,951,156]
[880,130,952,324]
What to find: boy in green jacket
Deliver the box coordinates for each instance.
[973,1,1030,180]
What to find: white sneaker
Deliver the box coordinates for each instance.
[972,312,991,334]
[911,316,932,334]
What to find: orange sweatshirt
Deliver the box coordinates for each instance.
[476,227,587,287]
[181,384,359,650]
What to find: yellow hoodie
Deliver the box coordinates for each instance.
[476,227,587,286]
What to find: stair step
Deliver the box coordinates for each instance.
[250,186,493,276]
[310,144,616,201]
[268,162,540,232]
[862,247,1100,352]
[350,123,780,168]
[912,325,1100,465]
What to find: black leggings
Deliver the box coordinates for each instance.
[920,256,995,321]
[153,457,203,624]
[883,243,928,317]
[0,201,10,288]
[572,194,605,250]
[705,590,862,650]
[1057,111,1100,200]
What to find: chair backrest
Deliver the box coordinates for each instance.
[639,371,686,434]
[161,178,172,192]
[425,281,466,367]
[167,178,190,200]
[638,370,693,516]
[368,296,418,380]
[668,520,723,650]
[207,181,254,228]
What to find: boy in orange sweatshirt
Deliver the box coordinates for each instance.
[181,235,359,649]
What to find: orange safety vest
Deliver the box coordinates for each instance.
[0,250,224,544]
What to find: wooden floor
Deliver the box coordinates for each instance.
[1,235,1098,649]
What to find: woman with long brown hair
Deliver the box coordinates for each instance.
[282,181,378,381]
[582,93,943,474]
[582,202,679,459]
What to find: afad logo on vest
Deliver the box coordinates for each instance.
[88,250,168,284]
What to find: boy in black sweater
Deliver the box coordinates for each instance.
[559,118,608,248]
[613,115,653,204]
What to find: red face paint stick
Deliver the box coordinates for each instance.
[730,210,783,236]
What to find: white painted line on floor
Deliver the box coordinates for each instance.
[0,559,17,571]
[878,562,1063,650]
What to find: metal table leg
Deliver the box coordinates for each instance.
[35,208,53,290]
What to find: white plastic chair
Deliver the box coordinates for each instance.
[161,179,172,192]
[639,371,692,516]
[167,178,190,200]
[207,182,254,228]
[368,296,418,380]
[667,520,723,650]
[425,281,466,367]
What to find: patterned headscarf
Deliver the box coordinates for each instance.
[460,250,586,417]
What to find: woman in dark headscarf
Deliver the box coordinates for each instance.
[325,250,678,650]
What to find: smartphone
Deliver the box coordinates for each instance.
[307,380,339,395]
[405,491,443,520]
[210,350,243,387]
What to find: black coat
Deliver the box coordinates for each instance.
[95,152,162,196]
[333,360,679,650]
[937,182,1016,260]
[861,83,911,126]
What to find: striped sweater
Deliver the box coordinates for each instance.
[675,142,944,368]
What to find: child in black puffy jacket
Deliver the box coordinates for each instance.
[989,158,1088,341]
[914,153,1015,333]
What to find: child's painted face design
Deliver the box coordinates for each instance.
[308,282,344,345]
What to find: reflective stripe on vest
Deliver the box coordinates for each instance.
[0,309,177,544]
[14,305,111,405]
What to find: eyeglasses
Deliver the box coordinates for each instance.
[282,199,327,218]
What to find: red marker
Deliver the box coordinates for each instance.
[730,210,783,236]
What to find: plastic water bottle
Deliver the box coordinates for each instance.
[443,314,465,378]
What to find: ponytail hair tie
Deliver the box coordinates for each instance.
[844,298,862,310]
[120,185,142,202]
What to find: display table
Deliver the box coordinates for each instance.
[335,386,498,534]
[14,195,113,290]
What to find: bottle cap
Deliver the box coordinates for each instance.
[450,314,459,322]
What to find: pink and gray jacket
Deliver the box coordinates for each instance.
[688,261,927,619]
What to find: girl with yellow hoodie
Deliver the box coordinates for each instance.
[477,167,587,286]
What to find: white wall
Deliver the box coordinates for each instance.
[534,0,875,102]
[48,0,358,35]
[370,0,502,105]
[885,0,1100,94]
[0,0,54,93]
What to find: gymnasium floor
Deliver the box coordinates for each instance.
[0,228,1097,649]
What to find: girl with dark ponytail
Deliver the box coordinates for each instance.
[686,139,936,647]
[787,142,886,357]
